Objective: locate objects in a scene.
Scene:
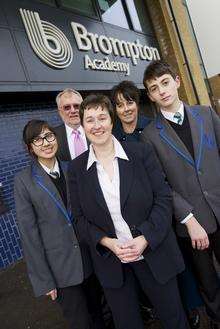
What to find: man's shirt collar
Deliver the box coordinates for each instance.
[65,124,84,137]
[161,102,184,123]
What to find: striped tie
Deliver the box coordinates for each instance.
[50,171,59,179]
[173,112,183,125]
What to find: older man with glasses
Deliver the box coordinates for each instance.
[54,88,88,161]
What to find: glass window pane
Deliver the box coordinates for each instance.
[126,0,153,34]
[35,0,56,5]
[98,0,129,29]
[60,0,97,17]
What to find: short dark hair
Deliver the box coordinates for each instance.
[79,94,114,124]
[143,60,178,89]
[23,120,56,153]
[111,80,140,108]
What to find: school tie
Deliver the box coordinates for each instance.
[72,129,86,157]
[50,171,59,179]
[173,112,183,125]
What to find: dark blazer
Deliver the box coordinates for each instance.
[68,141,184,289]
[54,124,72,161]
[113,114,152,142]
[141,105,220,237]
[14,160,92,297]
[54,124,89,161]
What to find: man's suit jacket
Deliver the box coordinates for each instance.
[141,104,220,237]
[54,124,89,161]
[68,142,184,289]
[54,124,72,161]
[14,161,92,297]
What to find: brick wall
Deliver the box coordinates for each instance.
[0,102,62,269]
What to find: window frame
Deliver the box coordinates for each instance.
[124,0,155,36]
[33,0,57,7]
[55,0,100,20]
[34,0,155,37]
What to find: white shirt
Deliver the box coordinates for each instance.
[39,158,60,177]
[87,136,143,262]
[161,103,193,224]
[65,124,88,160]
[161,102,184,125]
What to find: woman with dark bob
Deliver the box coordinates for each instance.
[68,94,189,329]
[111,80,151,142]
[14,119,96,329]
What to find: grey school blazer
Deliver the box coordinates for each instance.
[141,104,220,237]
[14,161,92,297]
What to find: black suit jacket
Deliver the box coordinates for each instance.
[54,124,72,161]
[68,142,184,289]
[54,124,90,162]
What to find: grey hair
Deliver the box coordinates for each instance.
[56,88,83,107]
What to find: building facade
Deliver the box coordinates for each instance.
[0,0,214,269]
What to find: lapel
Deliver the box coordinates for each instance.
[185,104,204,171]
[85,151,134,225]
[85,136,90,148]
[86,162,110,216]
[31,161,71,223]
[155,105,204,171]
[60,124,90,160]
[118,156,134,211]
[156,111,195,167]
[60,160,68,183]
[59,124,72,161]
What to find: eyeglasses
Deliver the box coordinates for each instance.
[61,103,80,112]
[32,132,56,147]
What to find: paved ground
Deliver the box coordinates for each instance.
[0,260,212,329]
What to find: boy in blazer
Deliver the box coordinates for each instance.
[141,60,220,329]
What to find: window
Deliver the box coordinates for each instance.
[35,0,56,6]
[125,0,153,34]
[97,0,129,29]
[60,0,97,17]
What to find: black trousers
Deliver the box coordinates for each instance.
[103,260,188,329]
[57,284,90,329]
[178,228,220,322]
[57,275,105,329]
[177,249,203,311]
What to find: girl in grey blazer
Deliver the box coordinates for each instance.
[14,120,93,329]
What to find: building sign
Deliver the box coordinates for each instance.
[0,0,161,92]
[20,8,160,76]
[19,8,73,69]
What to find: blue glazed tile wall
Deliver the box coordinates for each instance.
[0,103,62,269]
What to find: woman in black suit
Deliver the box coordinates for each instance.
[68,94,188,329]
